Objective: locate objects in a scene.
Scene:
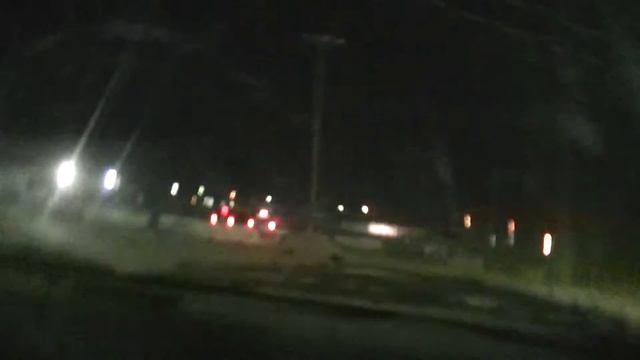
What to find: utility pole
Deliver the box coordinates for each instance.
[303,34,345,231]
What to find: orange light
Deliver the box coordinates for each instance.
[267,220,277,232]
[210,213,218,226]
[507,219,516,234]
[463,213,472,229]
[226,216,235,228]
[247,218,255,229]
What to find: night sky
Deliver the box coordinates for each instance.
[1,1,639,224]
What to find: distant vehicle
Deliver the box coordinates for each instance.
[209,204,283,240]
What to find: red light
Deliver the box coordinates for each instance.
[267,220,277,232]
[247,218,255,229]
[220,205,229,217]
[226,216,235,227]
[209,213,218,226]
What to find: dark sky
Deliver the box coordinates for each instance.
[1,1,639,223]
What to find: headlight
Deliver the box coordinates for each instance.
[56,160,76,189]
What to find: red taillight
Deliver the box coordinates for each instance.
[247,218,255,229]
[220,205,230,217]
[267,220,277,232]
[210,213,218,226]
[226,216,235,227]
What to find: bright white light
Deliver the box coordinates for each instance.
[197,185,205,196]
[210,213,218,226]
[337,204,344,212]
[170,182,180,196]
[464,213,472,229]
[229,200,235,208]
[258,208,269,219]
[226,216,235,227]
[203,196,214,208]
[361,205,369,215]
[267,220,277,232]
[543,233,553,256]
[229,190,237,200]
[367,222,399,237]
[56,160,76,189]
[103,168,118,191]
[247,218,255,229]
[265,195,273,203]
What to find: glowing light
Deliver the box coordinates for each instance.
[170,182,180,196]
[229,190,237,200]
[203,196,214,208]
[489,233,497,248]
[226,216,235,227]
[361,205,369,215]
[337,204,344,212]
[247,218,255,229]
[265,195,273,203]
[190,195,198,206]
[507,218,516,247]
[507,219,516,234]
[543,233,553,256]
[267,220,277,232]
[210,213,218,226]
[367,222,399,237]
[229,200,235,208]
[220,205,230,217]
[463,213,472,229]
[197,185,205,196]
[56,160,76,189]
[103,168,118,191]
[258,208,269,219]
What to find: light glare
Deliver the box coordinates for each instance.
[226,216,235,227]
[543,233,553,256]
[267,220,277,232]
[367,222,398,237]
[203,196,214,208]
[170,182,180,196]
[265,195,273,203]
[337,204,344,212]
[463,213,472,229]
[56,160,76,189]
[103,169,118,191]
[258,208,269,219]
[197,185,205,196]
[247,218,255,229]
[361,205,369,215]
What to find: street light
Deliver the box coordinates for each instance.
[361,205,369,215]
[170,182,180,196]
[265,195,273,203]
[337,204,344,212]
[543,233,553,256]
[303,33,346,231]
[197,185,205,197]
[56,160,76,190]
[103,168,118,191]
[463,213,472,229]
